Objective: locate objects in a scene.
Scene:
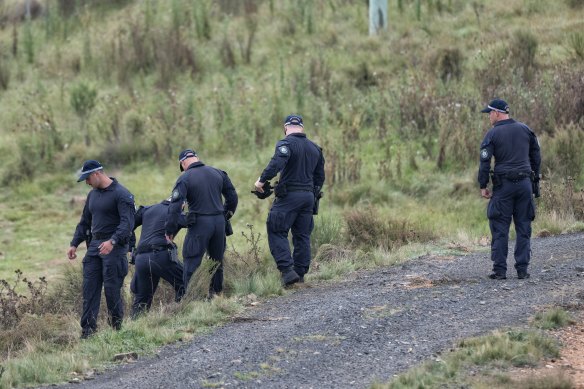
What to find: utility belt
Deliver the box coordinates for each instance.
[135,244,174,254]
[186,212,223,226]
[501,171,532,181]
[274,182,313,198]
[490,171,532,186]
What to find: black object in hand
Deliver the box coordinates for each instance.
[251,180,273,199]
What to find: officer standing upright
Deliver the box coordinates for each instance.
[254,114,325,286]
[165,149,238,297]
[130,198,187,318]
[478,99,541,280]
[67,160,135,339]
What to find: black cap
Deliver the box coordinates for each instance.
[77,160,103,182]
[481,99,509,114]
[284,114,303,127]
[178,149,197,171]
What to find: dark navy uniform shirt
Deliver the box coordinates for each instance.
[260,133,325,189]
[478,118,541,189]
[70,178,135,248]
[165,162,238,236]
[134,201,187,250]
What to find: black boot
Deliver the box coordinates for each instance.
[81,328,96,340]
[294,267,305,283]
[281,267,300,286]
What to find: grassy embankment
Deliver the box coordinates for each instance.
[0,0,583,387]
[375,308,577,388]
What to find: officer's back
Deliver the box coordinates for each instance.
[180,163,227,215]
[278,132,323,188]
[136,201,175,248]
[487,119,533,174]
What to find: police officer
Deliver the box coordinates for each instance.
[165,149,238,296]
[130,198,186,318]
[67,160,135,339]
[254,114,325,286]
[478,99,541,280]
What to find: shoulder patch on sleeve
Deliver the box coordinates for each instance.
[278,145,289,155]
[171,189,181,202]
[480,148,490,160]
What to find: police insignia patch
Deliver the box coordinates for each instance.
[278,146,289,155]
[480,149,489,159]
[171,189,180,201]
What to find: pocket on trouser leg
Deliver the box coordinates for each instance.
[267,211,289,233]
[528,199,536,221]
[487,199,501,220]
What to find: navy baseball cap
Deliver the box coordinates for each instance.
[481,99,509,114]
[178,149,197,171]
[284,114,303,127]
[77,160,103,182]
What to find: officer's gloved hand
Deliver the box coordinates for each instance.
[251,180,273,200]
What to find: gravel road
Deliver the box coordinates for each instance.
[63,233,584,389]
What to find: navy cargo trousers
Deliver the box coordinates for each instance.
[81,241,128,335]
[182,215,225,293]
[267,191,315,277]
[130,249,184,317]
[487,178,535,276]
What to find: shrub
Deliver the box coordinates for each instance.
[0,270,47,330]
[509,30,538,82]
[224,224,265,280]
[44,264,84,316]
[70,81,97,146]
[0,314,77,357]
[434,48,463,83]
[565,0,584,8]
[311,212,343,253]
[539,176,584,222]
[220,37,237,68]
[0,57,10,90]
[532,308,573,329]
[344,207,435,250]
[567,32,584,60]
[475,46,509,100]
[544,124,584,180]
[551,66,584,127]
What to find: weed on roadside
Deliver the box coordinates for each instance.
[531,308,574,330]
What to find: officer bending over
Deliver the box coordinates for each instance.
[130,198,187,318]
[254,114,325,286]
[478,99,541,280]
[67,160,135,339]
[165,149,238,296]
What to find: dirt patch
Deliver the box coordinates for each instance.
[401,275,434,289]
[510,311,584,388]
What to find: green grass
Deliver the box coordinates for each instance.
[0,297,241,388]
[0,0,583,387]
[373,308,577,389]
[532,308,574,330]
[373,330,562,389]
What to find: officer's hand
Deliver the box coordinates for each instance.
[99,240,114,256]
[165,234,174,243]
[254,179,264,193]
[481,188,492,199]
[67,246,77,260]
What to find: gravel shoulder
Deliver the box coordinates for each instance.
[62,233,584,389]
